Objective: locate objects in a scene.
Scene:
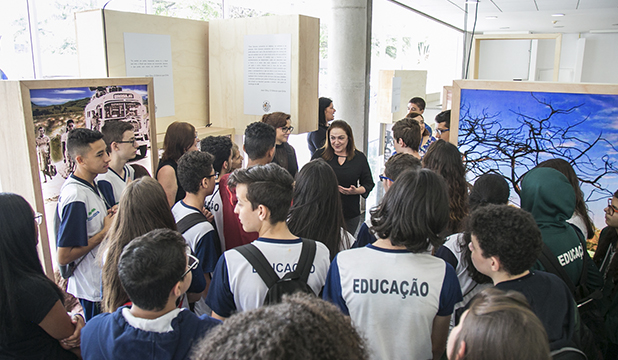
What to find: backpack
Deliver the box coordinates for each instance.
[235,239,317,305]
[538,224,605,360]
[176,212,222,259]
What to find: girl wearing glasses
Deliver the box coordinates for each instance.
[0,193,84,358]
[593,189,618,359]
[261,112,299,177]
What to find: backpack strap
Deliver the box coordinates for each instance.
[176,212,209,234]
[235,244,280,288]
[281,239,317,282]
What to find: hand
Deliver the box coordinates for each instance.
[201,208,215,223]
[60,314,85,349]
[108,205,118,216]
[102,211,115,233]
[338,185,357,195]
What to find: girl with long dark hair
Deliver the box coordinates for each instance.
[0,193,84,358]
[288,159,352,260]
[307,97,335,156]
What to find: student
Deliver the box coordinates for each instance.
[0,193,84,359]
[592,189,618,358]
[521,167,602,292]
[435,173,507,326]
[191,294,368,360]
[407,96,426,114]
[447,288,551,360]
[229,142,243,172]
[216,122,276,251]
[173,150,221,315]
[407,112,436,158]
[288,158,353,260]
[391,117,422,159]
[56,128,114,321]
[200,136,233,177]
[467,204,580,352]
[352,153,421,248]
[201,135,233,249]
[308,97,335,156]
[100,177,179,313]
[206,163,331,320]
[324,169,462,360]
[98,120,137,206]
[423,140,469,236]
[81,228,221,359]
[434,110,451,140]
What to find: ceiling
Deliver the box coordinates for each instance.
[393,0,618,33]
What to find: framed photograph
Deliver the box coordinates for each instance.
[0,77,156,276]
[452,80,618,237]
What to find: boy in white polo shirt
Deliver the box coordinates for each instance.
[206,163,331,320]
[98,121,137,205]
[56,128,115,320]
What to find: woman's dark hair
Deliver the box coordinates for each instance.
[536,158,594,239]
[0,193,64,338]
[100,177,177,312]
[190,293,368,360]
[161,122,196,162]
[321,120,357,162]
[461,173,510,284]
[318,97,333,127]
[288,159,348,260]
[423,139,469,235]
[592,189,618,283]
[370,169,449,252]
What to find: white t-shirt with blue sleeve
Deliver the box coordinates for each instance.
[56,175,108,302]
[323,244,462,360]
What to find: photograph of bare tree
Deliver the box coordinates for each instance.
[457,87,618,230]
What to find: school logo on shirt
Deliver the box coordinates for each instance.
[87,208,100,221]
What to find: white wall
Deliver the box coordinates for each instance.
[479,32,618,84]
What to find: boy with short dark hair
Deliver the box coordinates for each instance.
[467,204,580,352]
[392,118,422,159]
[407,96,426,114]
[200,135,233,177]
[56,128,114,320]
[215,122,277,251]
[173,150,221,315]
[434,110,451,140]
[98,121,137,205]
[206,163,331,320]
[81,228,221,359]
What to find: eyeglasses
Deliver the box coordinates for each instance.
[206,172,219,181]
[180,253,200,280]
[280,126,294,133]
[435,128,450,135]
[379,174,393,182]
[607,198,618,216]
[34,212,43,225]
[116,138,136,145]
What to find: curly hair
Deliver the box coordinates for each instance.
[200,136,232,173]
[190,293,368,360]
[449,287,550,360]
[244,122,276,160]
[467,204,543,276]
[177,150,214,194]
[423,139,469,235]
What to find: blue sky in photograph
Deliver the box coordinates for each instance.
[30,85,148,106]
[459,88,618,229]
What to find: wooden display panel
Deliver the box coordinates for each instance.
[0,77,156,278]
[75,9,214,135]
[376,70,427,124]
[208,15,319,135]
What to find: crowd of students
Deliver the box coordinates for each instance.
[1,99,617,360]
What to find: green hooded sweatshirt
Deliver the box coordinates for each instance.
[521,167,601,289]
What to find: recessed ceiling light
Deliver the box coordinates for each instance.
[465,0,478,3]
[499,27,510,29]
[553,26,564,28]
[552,13,565,17]
[486,16,498,19]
